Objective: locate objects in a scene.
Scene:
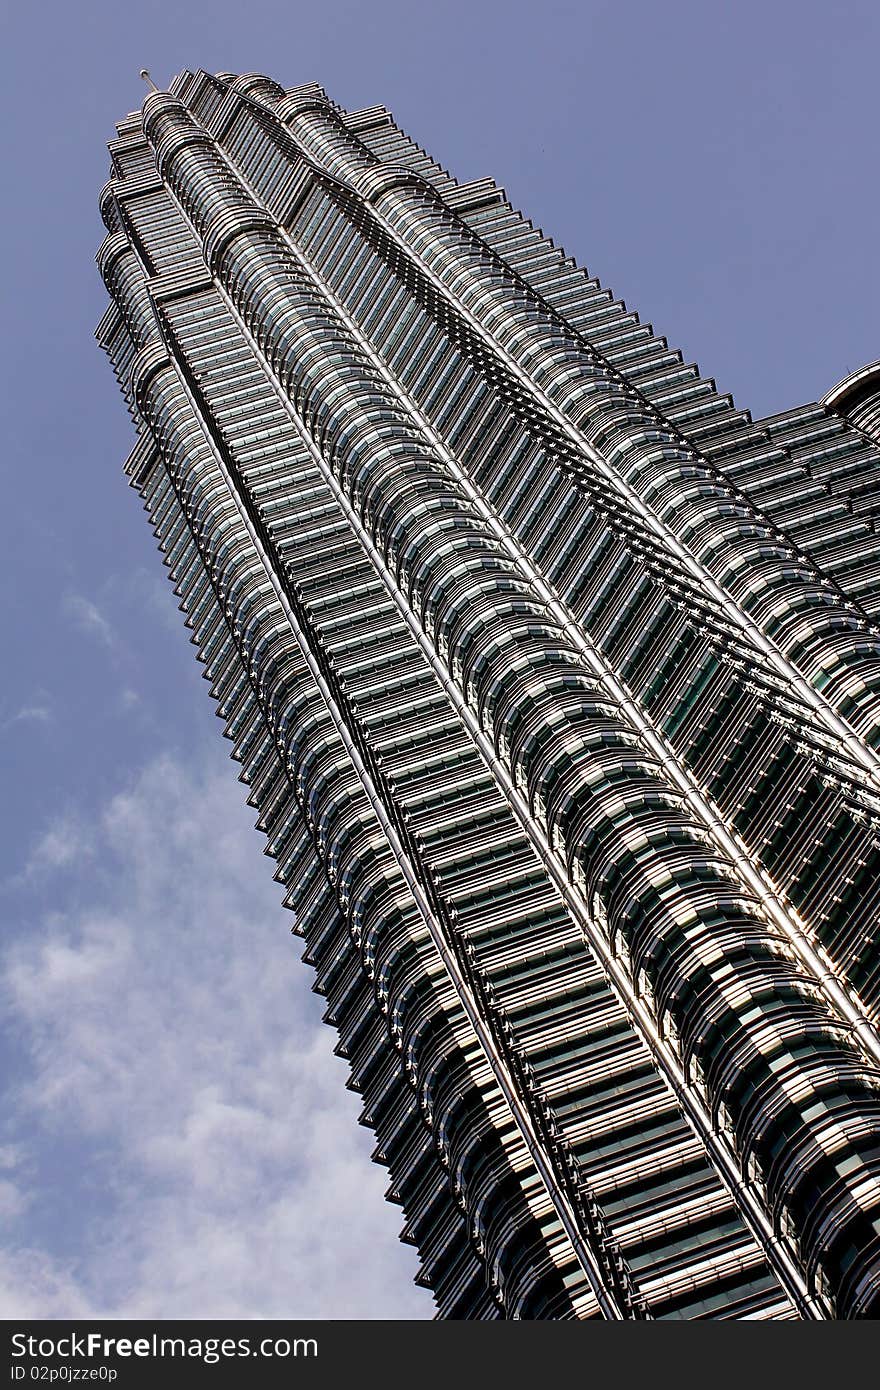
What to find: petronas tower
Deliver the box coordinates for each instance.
[97,69,880,1319]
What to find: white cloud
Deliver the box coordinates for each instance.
[0,1252,98,1320]
[63,594,116,648]
[18,816,95,882]
[1,749,429,1319]
[0,1179,27,1221]
[0,702,53,732]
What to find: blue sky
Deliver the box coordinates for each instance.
[1,0,877,1318]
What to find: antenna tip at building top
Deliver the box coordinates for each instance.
[139,69,158,92]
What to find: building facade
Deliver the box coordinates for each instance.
[96,69,880,1319]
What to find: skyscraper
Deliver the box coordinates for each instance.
[96,68,880,1320]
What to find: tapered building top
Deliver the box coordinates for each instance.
[97,69,880,1319]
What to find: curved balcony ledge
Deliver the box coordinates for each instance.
[821,359,880,416]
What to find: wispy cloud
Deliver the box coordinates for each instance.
[17,816,95,883]
[62,594,117,649]
[0,749,427,1319]
[0,701,53,734]
[0,1175,28,1222]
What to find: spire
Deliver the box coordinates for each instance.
[139,69,158,93]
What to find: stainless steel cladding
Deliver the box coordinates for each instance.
[96,69,880,1320]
